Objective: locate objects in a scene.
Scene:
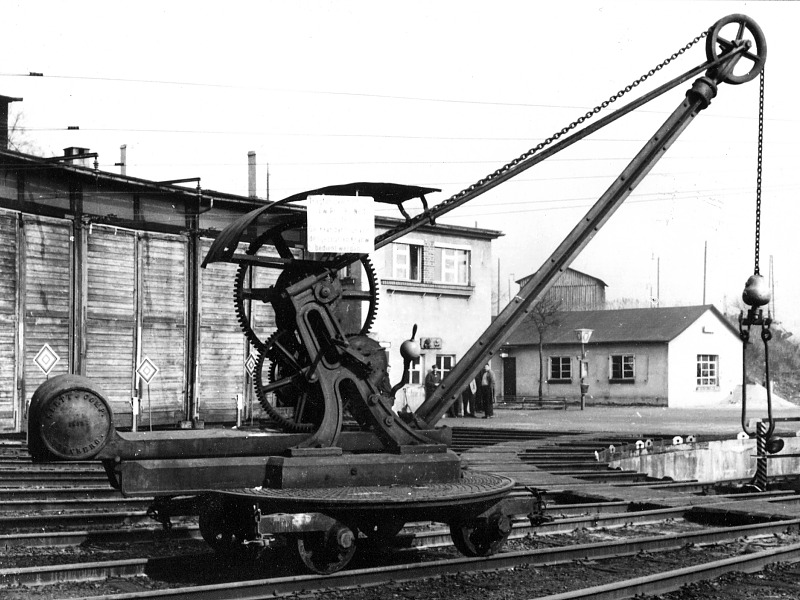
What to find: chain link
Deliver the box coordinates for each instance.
[753,69,765,275]
[377,30,708,246]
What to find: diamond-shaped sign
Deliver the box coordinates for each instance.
[34,344,60,375]
[136,357,159,385]
[245,353,257,375]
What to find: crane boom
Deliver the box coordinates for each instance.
[415,15,766,424]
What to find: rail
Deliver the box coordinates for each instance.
[496,395,568,410]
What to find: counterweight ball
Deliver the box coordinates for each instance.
[400,338,421,361]
[400,324,421,361]
[742,274,771,308]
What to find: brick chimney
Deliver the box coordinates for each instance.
[248,151,257,198]
[1,95,23,150]
[63,147,92,167]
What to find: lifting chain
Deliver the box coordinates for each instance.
[739,68,781,456]
[753,69,765,275]
[376,29,708,247]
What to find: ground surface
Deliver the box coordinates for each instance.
[444,405,800,437]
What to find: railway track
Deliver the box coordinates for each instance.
[3,493,799,587]
[3,488,797,549]
[4,430,800,599]
[4,519,800,599]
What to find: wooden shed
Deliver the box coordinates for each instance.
[517,267,606,311]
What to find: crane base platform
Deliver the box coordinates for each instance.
[212,471,519,531]
[263,448,460,488]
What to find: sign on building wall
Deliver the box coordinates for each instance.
[307,195,374,253]
[136,357,159,385]
[420,337,443,349]
[34,344,60,375]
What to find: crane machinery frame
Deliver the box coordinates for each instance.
[27,14,767,574]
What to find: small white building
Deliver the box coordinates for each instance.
[369,218,502,412]
[501,305,742,408]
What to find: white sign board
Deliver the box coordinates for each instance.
[34,344,60,375]
[136,357,159,385]
[245,353,257,375]
[307,195,374,253]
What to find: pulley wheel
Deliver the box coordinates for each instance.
[706,14,766,85]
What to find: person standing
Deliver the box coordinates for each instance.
[479,364,496,419]
[461,378,477,417]
[424,366,441,401]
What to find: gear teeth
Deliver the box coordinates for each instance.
[359,255,379,335]
[234,263,267,353]
[252,337,315,434]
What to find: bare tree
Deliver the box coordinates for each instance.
[7,110,42,156]
[527,296,562,401]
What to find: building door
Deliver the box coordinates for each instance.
[0,211,19,431]
[503,356,516,398]
[197,238,247,423]
[84,228,188,428]
[84,225,137,424]
[137,232,187,427]
[0,212,73,433]
[21,215,72,427]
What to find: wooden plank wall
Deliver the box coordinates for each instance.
[139,233,187,425]
[197,238,246,421]
[84,226,136,419]
[22,216,72,405]
[0,212,18,430]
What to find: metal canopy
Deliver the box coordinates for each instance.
[201,181,440,267]
[280,182,439,206]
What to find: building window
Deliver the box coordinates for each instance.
[696,354,719,388]
[435,247,470,285]
[610,354,635,382]
[393,243,422,281]
[407,356,421,385]
[436,354,456,379]
[548,356,572,383]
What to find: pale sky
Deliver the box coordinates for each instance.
[3,1,799,334]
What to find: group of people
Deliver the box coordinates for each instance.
[424,363,496,419]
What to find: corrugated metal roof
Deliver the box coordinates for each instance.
[505,305,738,346]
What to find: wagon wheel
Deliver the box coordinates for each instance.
[234,215,379,353]
[359,519,406,543]
[198,495,253,553]
[291,523,357,574]
[449,514,511,557]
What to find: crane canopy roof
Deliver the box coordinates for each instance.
[202,181,439,267]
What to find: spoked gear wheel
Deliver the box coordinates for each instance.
[253,330,322,433]
[234,216,379,353]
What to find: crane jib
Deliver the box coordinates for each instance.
[416,24,765,425]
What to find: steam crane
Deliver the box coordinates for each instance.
[27,15,767,573]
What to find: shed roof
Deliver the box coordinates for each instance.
[505,305,738,346]
[516,267,607,288]
[0,148,500,239]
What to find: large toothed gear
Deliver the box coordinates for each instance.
[233,216,380,352]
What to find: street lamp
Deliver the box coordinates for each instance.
[574,328,593,411]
